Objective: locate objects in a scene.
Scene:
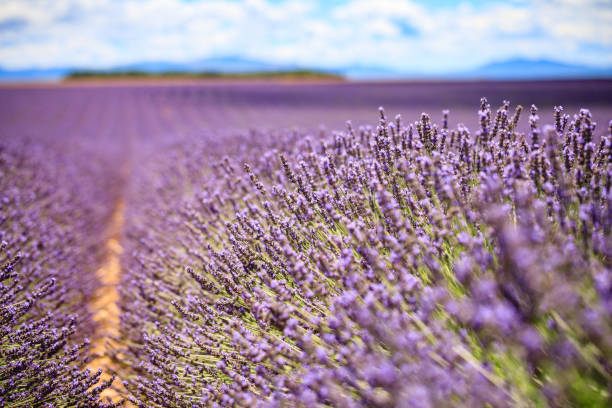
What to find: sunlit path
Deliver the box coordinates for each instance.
[87,197,125,402]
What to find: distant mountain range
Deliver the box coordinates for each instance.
[462,59,612,80]
[0,57,610,81]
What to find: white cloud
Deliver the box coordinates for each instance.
[0,0,610,71]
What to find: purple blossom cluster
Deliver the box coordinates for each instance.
[0,139,120,407]
[119,99,612,407]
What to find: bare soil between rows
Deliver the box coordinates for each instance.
[87,198,126,403]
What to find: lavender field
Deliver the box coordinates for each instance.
[1,79,612,407]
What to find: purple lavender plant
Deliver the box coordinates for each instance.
[0,140,120,407]
[117,98,611,407]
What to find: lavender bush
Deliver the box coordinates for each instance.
[0,140,119,407]
[119,99,611,407]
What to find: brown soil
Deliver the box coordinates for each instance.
[87,199,126,403]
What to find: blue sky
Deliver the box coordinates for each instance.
[0,0,610,72]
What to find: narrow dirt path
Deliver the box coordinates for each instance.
[87,196,126,402]
[86,91,136,404]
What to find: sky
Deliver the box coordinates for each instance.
[0,0,611,73]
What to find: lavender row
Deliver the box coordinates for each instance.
[0,138,120,407]
[118,99,611,407]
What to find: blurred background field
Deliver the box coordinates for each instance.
[2,79,611,157]
[2,0,610,136]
